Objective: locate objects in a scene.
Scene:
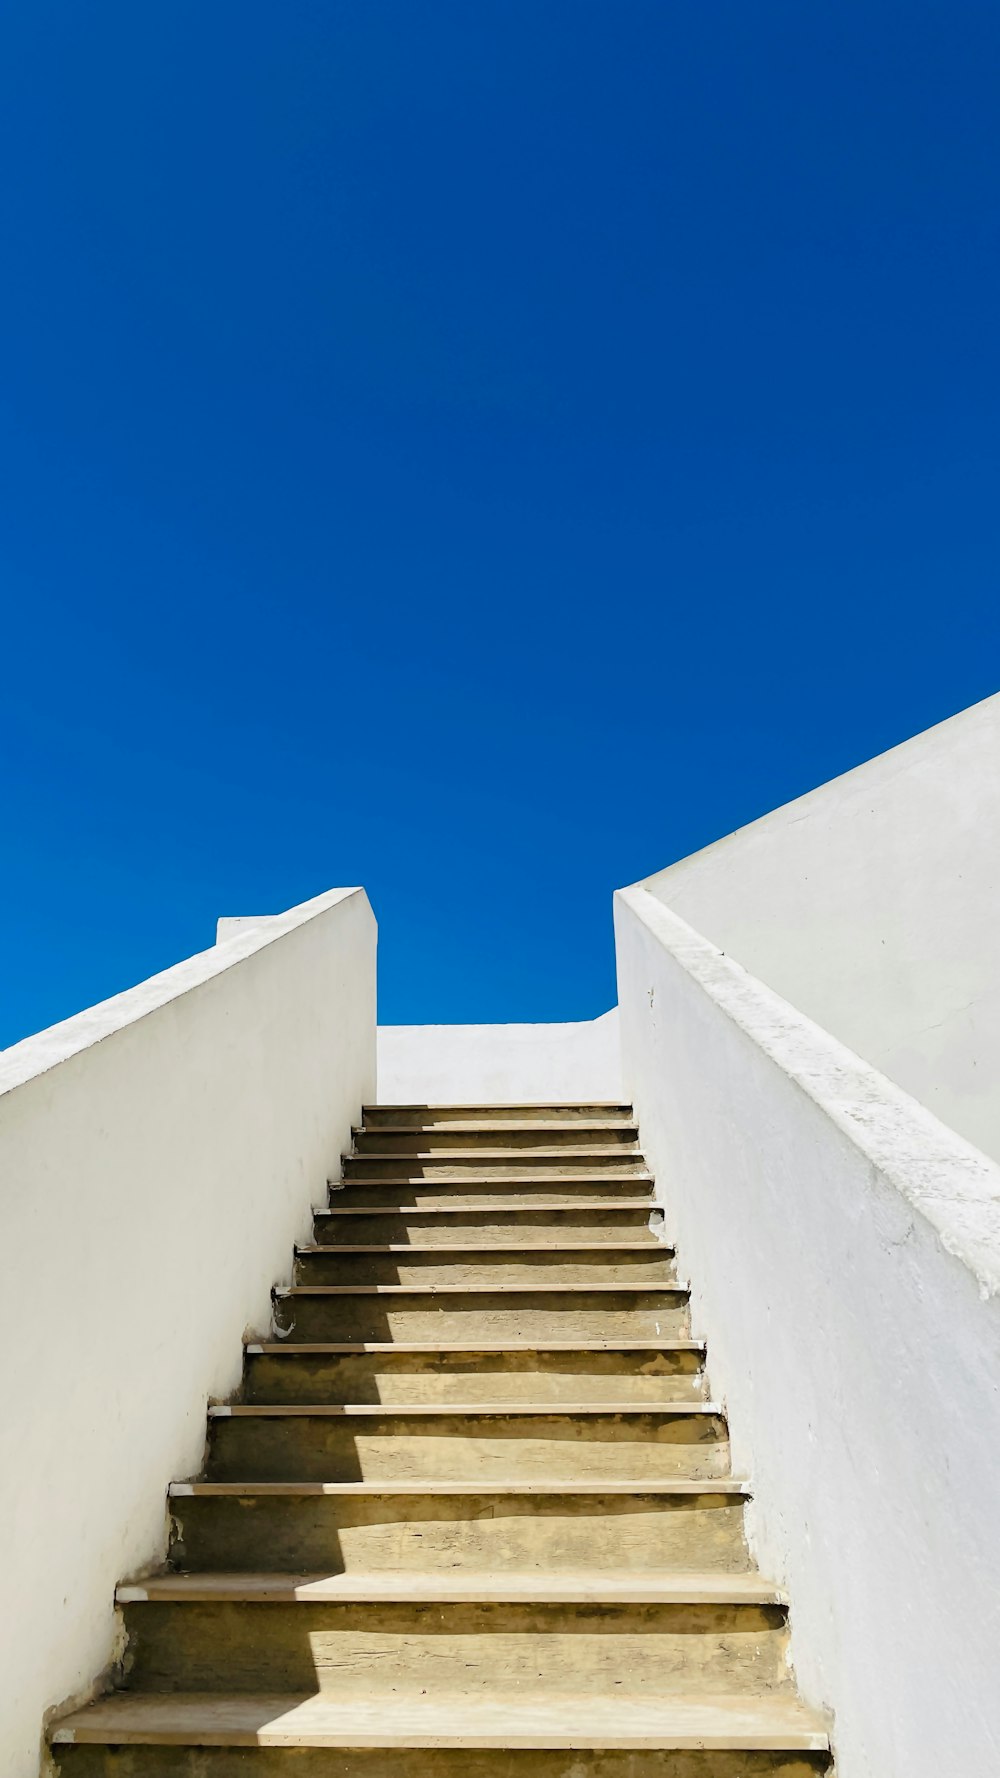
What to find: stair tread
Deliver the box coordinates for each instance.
[318,1201,658,1213]
[117,1568,783,1605]
[297,1242,669,1254]
[208,1401,721,1417]
[365,1102,634,1112]
[244,1340,705,1353]
[276,1282,688,1296]
[53,1690,828,1750]
[353,1122,639,1135]
[347,1149,644,1159]
[169,1479,748,1496]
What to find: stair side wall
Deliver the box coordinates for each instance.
[0,887,376,1778]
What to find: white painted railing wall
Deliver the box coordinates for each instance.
[615,884,1000,1778]
[377,1007,622,1104]
[644,689,1000,1164]
[0,888,376,1778]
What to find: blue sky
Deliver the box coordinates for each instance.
[1,0,999,1045]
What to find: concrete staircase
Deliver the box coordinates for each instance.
[51,1102,831,1775]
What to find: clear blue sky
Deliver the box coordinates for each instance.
[1,0,999,1046]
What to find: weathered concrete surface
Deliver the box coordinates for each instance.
[0,888,376,1778]
[616,882,1000,1778]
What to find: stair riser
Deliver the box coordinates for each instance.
[352,1130,640,1153]
[364,1105,634,1128]
[273,1294,691,1343]
[342,1157,647,1180]
[314,1210,663,1243]
[170,1492,750,1573]
[327,1182,654,1208]
[294,1253,678,1287]
[243,1350,706,1405]
[55,1749,832,1777]
[121,1600,789,1696]
[206,1414,729,1482]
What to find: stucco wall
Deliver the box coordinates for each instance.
[0,888,376,1777]
[615,884,1000,1778]
[376,1008,622,1104]
[643,690,1000,1161]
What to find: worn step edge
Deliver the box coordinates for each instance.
[168,1478,748,1497]
[345,1150,644,1161]
[296,1243,672,1255]
[275,1283,689,1297]
[330,1176,655,1187]
[208,1402,722,1418]
[364,1102,634,1113]
[116,1569,783,1605]
[51,1691,829,1751]
[317,1201,659,1214]
[244,1340,705,1354]
[353,1123,639,1136]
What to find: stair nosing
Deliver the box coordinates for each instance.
[169,1477,747,1496]
[115,1569,783,1606]
[274,1281,689,1296]
[295,1242,673,1255]
[207,1401,722,1417]
[244,1339,705,1354]
[316,1200,659,1213]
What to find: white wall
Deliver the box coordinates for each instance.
[377,1008,622,1104]
[0,888,376,1778]
[643,690,1000,1162]
[615,884,1000,1778]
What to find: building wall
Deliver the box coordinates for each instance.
[0,889,376,1778]
[377,1008,622,1103]
[616,884,1000,1778]
[643,690,1000,1160]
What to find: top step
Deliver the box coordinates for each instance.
[365,1104,634,1129]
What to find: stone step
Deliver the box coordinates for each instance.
[272,1282,690,1342]
[293,1243,677,1287]
[311,1201,661,1244]
[240,1342,706,1404]
[205,1403,728,1483]
[113,1573,790,1696]
[168,1479,749,1572]
[312,1206,663,1243]
[363,1102,635,1128]
[342,1151,648,1180]
[326,1180,654,1209]
[350,1127,641,1153]
[51,1693,831,1773]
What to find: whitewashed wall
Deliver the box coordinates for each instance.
[377,1008,622,1104]
[644,690,1000,1162]
[616,885,1000,1778]
[0,888,376,1778]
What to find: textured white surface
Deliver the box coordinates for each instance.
[377,1008,622,1104]
[615,883,1000,1778]
[0,888,376,1778]
[643,689,1000,1162]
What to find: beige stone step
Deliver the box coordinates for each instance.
[51,1690,831,1756]
[293,1243,676,1287]
[241,1342,706,1405]
[343,1150,648,1180]
[113,1575,790,1697]
[326,1181,654,1209]
[205,1403,728,1483]
[351,1127,641,1154]
[363,1102,635,1127]
[272,1282,689,1343]
[313,1206,664,1244]
[119,1569,781,1604]
[168,1480,750,1573]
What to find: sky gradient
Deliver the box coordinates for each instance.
[2,0,999,1045]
